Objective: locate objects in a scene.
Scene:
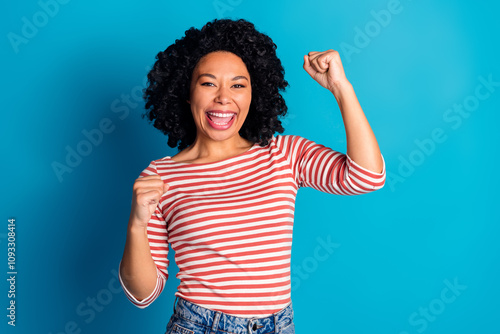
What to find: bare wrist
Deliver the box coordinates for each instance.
[127,220,148,235]
[330,80,353,103]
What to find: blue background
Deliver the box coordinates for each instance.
[1,0,499,333]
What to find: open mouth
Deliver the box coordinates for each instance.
[206,111,236,126]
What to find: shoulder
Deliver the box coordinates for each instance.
[143,155,177,174]
[269,135,316,159]
[273,134,312,148]
[166,147,192,164]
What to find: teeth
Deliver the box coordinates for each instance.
[207,112,235,117]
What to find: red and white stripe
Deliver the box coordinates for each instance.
[119,135,385,316]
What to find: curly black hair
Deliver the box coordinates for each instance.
[142,18,289,150]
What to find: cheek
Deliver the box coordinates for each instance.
[240,91,252,109]
[190,94,207,112]
[189,86,207,105]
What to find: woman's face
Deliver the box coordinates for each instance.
[188,51,252,144]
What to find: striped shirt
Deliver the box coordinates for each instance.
[119,135,385,317]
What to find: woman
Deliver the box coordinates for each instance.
[119,18,385,334]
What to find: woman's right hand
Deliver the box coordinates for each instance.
[129,175,169,229]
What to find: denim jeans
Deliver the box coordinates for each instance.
[164,297,295,334]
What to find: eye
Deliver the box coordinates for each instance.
[232,84,245,88]
[201,82,215,87]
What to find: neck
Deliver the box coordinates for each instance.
[176,135,254,164]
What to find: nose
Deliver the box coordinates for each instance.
[214,86,231,104]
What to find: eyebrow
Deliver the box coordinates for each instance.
[198,73,249,81]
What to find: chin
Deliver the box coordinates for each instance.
[206,131,240,142]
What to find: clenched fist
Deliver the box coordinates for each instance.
[129,175,169,229]
[303,50,349,95]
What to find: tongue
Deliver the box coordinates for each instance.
[209,114,233,123]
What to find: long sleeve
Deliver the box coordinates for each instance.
[119,160,169,308]
[277,135,385,195]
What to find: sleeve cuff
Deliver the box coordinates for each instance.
[118,260,166,308]
[345,153,386,190]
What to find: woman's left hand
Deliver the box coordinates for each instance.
[303,50,349,94]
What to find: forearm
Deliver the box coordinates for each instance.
[332,81,384,173]
[119,218,159,301]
